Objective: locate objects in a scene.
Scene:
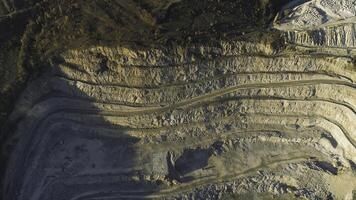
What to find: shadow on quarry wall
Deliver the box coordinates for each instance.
[0,0,301,198]
[2,61,163,200]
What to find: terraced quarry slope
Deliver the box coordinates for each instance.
[1,0,356,199]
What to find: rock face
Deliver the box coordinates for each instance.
[1,0,356,200]
[273,0,356,55]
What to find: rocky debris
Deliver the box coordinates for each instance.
[2,38,356,199]
[1,0,356,200]
[274,0,356,31]
[273,0,356,56]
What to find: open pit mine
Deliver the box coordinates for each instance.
[0,0,355,199]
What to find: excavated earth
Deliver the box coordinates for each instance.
[0,0,356,199]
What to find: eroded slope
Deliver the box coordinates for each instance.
[1,0,356,199]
